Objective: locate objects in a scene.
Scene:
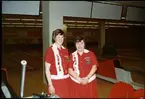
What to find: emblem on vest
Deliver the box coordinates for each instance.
[85,57,91,64]
[64,56,69,62]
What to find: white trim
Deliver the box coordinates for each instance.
[70,74,97,84]
[97,67,144,90]
[96,74,117,83]
[51,74,69,80]
[72,49,90,76]
[52,43,65,76]
[72,51,80,76]
[1,85,11,98]
[130,82,144,90]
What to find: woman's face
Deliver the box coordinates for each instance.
[54,34,64,45]
[75,40,85,52]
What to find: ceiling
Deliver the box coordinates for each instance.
[95,1,145,8]
[2,1,145,28]
[112,1,145,7]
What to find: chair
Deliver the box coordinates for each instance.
[132,88,144,98]
[1,68,18,98]
[108,81,134,98]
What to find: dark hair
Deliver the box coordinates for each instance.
[52,29,65,43]
[74,35,85,44]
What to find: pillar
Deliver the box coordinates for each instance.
[98,21,105,56]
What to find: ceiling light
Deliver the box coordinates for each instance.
[85,25,93,27]
[76,21,87,23]
[69,27,75,28]
[94,25,98,27]
[64,20,76,23]
[5,25,15,27]
[77,24,85,26]
[2,23,11,25]
[24,23,35,25]
[5,18,20,21]
[77,27,84,28]
[35,26,42,27]
[12,23,23,25]
[88,21,98,24]
[36,23,42,25]
[15,25,25,27]
[126,23,134,25]
[36,19,42,21]
[134,23,141,26]
[25,26,35,27]
[22,19,35,21]
[118,23,126,25]
[108,22,117,25]
[67,24,76,26]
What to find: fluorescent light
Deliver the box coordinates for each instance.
[108,22,117,25]
[88,21,98,24]
[6,25,15,27]
[2,23,11,25]
[35,23,42,25]
[64,20,75,23]
[69,27,76,28]
[77,27,84,28]
[25,26,35,27]
[94,25,98,27]
[84,27,90,28]
[15,25,25,27]
[134,24,141,26]
[22,19,35,21]
[12,23,23,25]
[24,23,35,25]
[5,18,20,20]
[126,23,134,25]
[77,24,85,26]
[67,24,76,26]
[85,25,93,27]
[118,23,126,25]
[35,25,42,27]
[76,21,87,23]
[36,19,42,21]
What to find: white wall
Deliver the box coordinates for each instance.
[2,1,40,15]
[48,1,92,45]
[92,3,122,20]
[126,7,145,21]
[47,1,123,45]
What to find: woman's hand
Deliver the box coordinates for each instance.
[48,85,55,94]
[81,77,89,85]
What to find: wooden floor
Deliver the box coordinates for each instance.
[2,46,145,98]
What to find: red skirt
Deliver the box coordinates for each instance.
[47,78,70,98]
[69,78,98,98]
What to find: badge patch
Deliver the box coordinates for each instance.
[85,57,91,64]
[64,56,69,62]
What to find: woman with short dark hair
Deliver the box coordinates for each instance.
[68,35,99,98]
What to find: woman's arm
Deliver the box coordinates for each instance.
[86,65,97,79]
[45,62,55,94]
[68,68,82,83]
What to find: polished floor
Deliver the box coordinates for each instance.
[2,46,145,98]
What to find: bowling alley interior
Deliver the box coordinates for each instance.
[2,1,145,98]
